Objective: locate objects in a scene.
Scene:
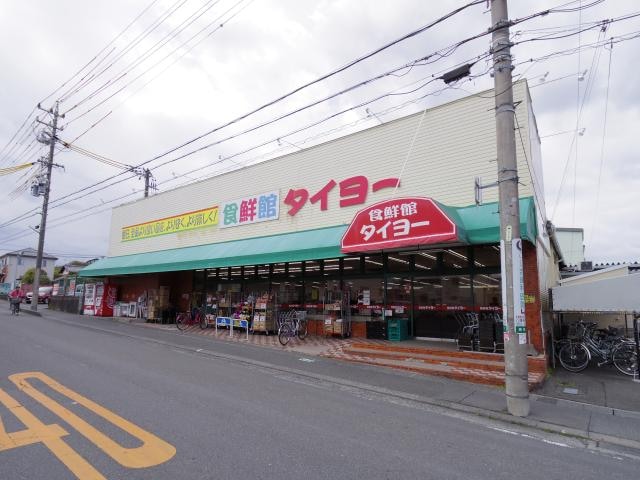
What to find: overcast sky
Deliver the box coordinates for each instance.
[1,0,638,265]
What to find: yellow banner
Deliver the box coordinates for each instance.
[122,206,218,241]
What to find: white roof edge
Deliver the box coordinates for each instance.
[559,264,629,284]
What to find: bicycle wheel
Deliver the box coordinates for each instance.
[199,312,208,329]
[297,319,308,340]
[278,324,292,346]
[176,313,188,331]
[558,342,589,372]
[612,343,638,376]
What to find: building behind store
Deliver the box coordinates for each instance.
[80,80,561,357]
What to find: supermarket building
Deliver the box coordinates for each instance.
[80,80,561,356]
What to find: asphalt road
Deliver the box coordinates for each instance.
[0,308,638,480]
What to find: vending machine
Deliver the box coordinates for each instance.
[95,281,117,317]
[82,282,117,316]
[83,283,96,315]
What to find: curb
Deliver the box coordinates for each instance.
[530,393,640,420]
[21,310,640,452]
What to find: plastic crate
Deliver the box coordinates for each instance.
[387,318,410,341]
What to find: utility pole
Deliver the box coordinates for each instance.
[490,0,530,417]
[32,101,62,312]
[144,168,151,198]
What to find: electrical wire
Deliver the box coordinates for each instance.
[64,0,251,128]
[589,39,613,244]
[0,0,632,237]
[551,24,609,219]
[62,0,231,113]
[40,0,162,105]
[57,0,190,104]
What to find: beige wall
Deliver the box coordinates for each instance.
[109,81,539,257]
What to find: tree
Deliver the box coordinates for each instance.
[54,266,63,278]
[21,268,50,285]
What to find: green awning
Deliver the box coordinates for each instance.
[457,196,537,244]
[80,197,537,277]
[80,225,346,277]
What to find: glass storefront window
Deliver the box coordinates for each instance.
[304,260,322,276]
[344,277,384,322]
[303,281,324,312]
[442,247,470,270]
[273,280,303,308]
[242,265,257,280]
[473,273,502,308]
[230,266,243,281]
[364,255,384,274]
[193,270,205,292]
[288,261,303,277]
[386,254,410,272]
[413,275,472,339]
[257,264,270,280]
[472,245,501,268]
[413,252,437,272]
[272,263,287,277]
[341,256,362,275]
[323,258,341,276]
[386,276,413,320]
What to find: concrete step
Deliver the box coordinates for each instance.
[342,347,506,373]
[327,352,546,389]
[348,342,547,374]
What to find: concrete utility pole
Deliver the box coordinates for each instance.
[144,168,151,198]
[32,101,61,312]
[490,0,530,417]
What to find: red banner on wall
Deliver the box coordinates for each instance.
[341,197,458,253]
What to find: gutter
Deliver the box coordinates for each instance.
[545,220,566,269]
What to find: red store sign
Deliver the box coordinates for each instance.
[341,197,458,253]
[284,176,400,216]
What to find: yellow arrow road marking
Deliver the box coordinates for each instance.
[0,387,107,480]
[10,372,176,469]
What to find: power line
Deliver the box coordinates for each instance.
[590,39,613,244]
[64,0,251,128]
[62,0,231,114]
[1,2,632,234]
[57,0,187,104]
[66,0,257,142]
[40,0,162,105]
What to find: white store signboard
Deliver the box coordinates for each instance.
[219,190,280,229]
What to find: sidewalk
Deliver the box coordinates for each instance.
[16,302,640,452]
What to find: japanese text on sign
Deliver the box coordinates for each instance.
[220,190,280,228]
[121,206,219,242]
[341,197,457,253]
[284,176,400,216]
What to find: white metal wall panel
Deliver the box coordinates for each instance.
[552,273,640,312]
[108,81,537,257]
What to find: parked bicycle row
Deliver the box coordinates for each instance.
[554,320,638,376]
[174,306,308,346]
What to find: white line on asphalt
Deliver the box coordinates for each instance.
[488,426,570,448]
[541,439,570,448]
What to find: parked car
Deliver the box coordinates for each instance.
[25,286,53,304]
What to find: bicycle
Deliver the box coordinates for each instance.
[557,320,637,376]
[9,298,21,315]
[176,307,205,331]
[278,311,307,346]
